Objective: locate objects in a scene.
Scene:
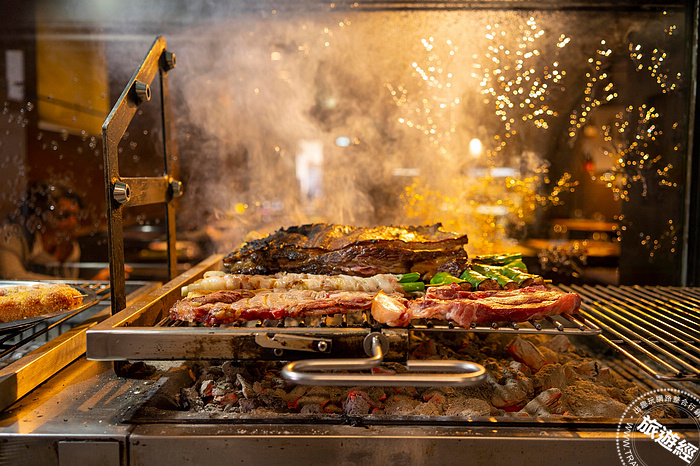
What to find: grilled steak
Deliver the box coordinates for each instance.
[223,223,469,279]
[372,284,582,328]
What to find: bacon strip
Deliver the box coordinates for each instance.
[372,284,581,328]
[170,289,378,326]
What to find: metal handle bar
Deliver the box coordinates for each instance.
[281,333,486,387]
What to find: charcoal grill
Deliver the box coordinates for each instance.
[85,253,700,391]
[2,2,700,463]
[87,254,612,386]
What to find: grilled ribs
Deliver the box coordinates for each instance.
[170,289,378,326]
[223,223,469,279]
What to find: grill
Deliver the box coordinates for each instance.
[87,255,604,386]
[78,259,700,465]
[2,2,700,464]
[86,256,700,385]
[560,284,700,382]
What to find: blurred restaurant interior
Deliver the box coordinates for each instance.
[1,0,699,286]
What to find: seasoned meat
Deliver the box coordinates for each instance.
[170,288,379,326]
[223,223,469,280]
[371,285,581,328]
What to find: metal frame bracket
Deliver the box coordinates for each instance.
[102,36,180,313]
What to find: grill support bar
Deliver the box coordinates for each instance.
[102,35,180,314]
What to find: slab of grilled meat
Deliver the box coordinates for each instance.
[223,223,469,279]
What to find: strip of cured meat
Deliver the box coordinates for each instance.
[371,284,581,328]
[223,223,469,279]
[0,283,83,323]
[180,271,405,297]
[170,289,379,326]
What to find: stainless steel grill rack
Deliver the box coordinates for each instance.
[558,284,700,382]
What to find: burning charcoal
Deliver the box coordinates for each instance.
[343,390,373,416]
[198,366,224,383]
[252,381,265,395]
[211,381,235,397]
[422,388,448,403]
[296,393,330,409]
[300,404,322,415]
[285,385,309,409]
[236,373,255,399]
[389,385,420,398]
[507,360,531,378]
[238,398,258,413]
[222,361,248,382]
[180,387,204,411]
[571,360,612,379]
[543,335,571,353]
[411,339,438,358]
[199,379,215,398]
[297,386,332,410]
[384,394,421,415]
[520,388,563,416]
[259,390,288,410]
[444,397,492,417]
[507,336,548,372]
[538,346,559,365]
[213,393,239,407]
[533,363,567,392]
[564,380,627,418]
[491,378,529,410]
[268,374,290,391]
[483,358,503,373]
[323,403,344,414]
[416,389,449,415]
[412,399,443,416]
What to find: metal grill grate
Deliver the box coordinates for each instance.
[557,284,700,382]
[161,309,601,335]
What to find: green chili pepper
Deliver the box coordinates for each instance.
[430,272,465,285]
[474,253,522,266]
[505,260,528,272]
[398,272,421,283]
[459,268,490,289]
[471,263,517,288]
[401,281,425,293]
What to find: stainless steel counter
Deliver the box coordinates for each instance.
[0,356,154,465]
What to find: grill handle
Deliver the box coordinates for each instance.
[281,333,486,387]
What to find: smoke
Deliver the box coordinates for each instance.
[166,9,484,251]
[45,2,683,257]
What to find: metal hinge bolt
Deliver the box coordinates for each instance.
[133,81,151,105]
[162,51,177,71]
[113,181,131,204]
[170,180,184,199]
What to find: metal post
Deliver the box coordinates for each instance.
[102,36,181,314]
